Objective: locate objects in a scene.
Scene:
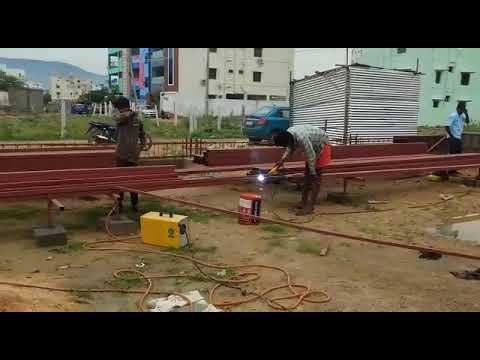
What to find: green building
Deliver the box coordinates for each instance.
[352,48,478,126]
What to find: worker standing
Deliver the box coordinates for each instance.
[273,125,331,216]
[112,96,146,213]
[445,102,470,175]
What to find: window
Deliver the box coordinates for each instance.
[247,94,267,100]
[77,86,81,89]
[253,71,262,82]
[461,72,471,86]
[167,48,175,86]
[445,95,450,102]
[432,99,440,108]
[448,65,454,72]
[397,48,406,54]
[56,84,60,89]
[131,48,140,56]
[226,93,244,100]
[270,95,287,101]
[239,70,244,75]
[254,48,263,57]
[152,66,164,77]
[132,68,140,79]
[228,69,234,74]
[435,70,442,84]
[208,68,217,80]
[208,94,217,99]
[56,92,60,98]
[209,48,217,53]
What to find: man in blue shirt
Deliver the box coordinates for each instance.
[446,102,470,155]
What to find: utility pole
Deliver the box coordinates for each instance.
[205,48,210,116]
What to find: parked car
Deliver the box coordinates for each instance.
[243,105,290,143]
[71,103,90,115]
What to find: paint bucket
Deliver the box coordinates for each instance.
[238,193,262,225]
[317,144,332,168]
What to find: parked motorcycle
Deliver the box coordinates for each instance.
[86,121,153,151]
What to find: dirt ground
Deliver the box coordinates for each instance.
[0,173,480,312]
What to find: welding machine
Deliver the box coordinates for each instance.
[140,212,190,248]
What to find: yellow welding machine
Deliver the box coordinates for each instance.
[140,212,190,248]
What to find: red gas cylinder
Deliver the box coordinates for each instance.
[316,144,332,168]
[238,193,262,225]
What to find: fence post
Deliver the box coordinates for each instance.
[60,100,66,139]
[189,137,193,157]
[189,112,194,134]
[241,105,245,132]
[92,103,97,115]
[154,104,159,126]
[217,113,222,131]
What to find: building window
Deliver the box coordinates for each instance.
[253,71,262,82]
[56,92,60,98]
[448,65,454,73]
[152,66,164,77]
[270,95,287,101]
[445,95,450,102]
[56,84,60,89]
[208,94,217,99]
[132,48,140,56]
[239,70,244,75]
[228,69,234,74]
[461,72,471,86]
[226,93,244,100]
[435,70,442,84]
[397,48,406,54]
[247,94,267,101]
[432,99,440,108]
[208,68,217,80]
[167,48,175,86]
[133,68,140,79]
[254,48,263,57]
[209,48,217,53]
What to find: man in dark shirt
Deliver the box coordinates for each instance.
[112,96,145,212]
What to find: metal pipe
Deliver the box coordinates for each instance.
[117,186,480,261]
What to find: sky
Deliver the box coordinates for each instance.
[0,48,348,78]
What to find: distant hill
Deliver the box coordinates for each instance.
[0,57,106,89]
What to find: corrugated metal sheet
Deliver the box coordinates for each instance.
[291,67,347,139]
[291,64,421,142]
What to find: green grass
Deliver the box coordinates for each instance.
[261,223,288,235]
[296,239,327,256]
[0,113,244,141]
[108,273,145,289]
[49,241,85,254]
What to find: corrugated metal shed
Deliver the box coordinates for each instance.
[291,64,421,142]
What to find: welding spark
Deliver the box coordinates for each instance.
[257,174,266,182]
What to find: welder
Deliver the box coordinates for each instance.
[273,125,331,216]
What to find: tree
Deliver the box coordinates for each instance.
[43,92,52,105]
[78,88,113,104]
[0,70,25,91]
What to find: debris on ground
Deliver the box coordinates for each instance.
[450,268,480,280]
[418,251,442,260]
[147,290,223,312]
[319,247,329,257]
[57,265,69,270]
[216,269,227,277]
[45,256,53,261]
[440,194,454,201]
[368,200,389,205]
[452,213,480,220]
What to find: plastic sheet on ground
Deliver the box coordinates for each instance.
[148,290,223,312]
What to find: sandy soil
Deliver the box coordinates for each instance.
[1,173,480,312]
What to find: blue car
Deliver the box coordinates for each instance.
[71,103,90,115]
[243,105,290,143]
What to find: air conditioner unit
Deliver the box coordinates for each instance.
[200,79,206,86]
[257,58,264,66]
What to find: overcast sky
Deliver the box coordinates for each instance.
[0,48,347,78]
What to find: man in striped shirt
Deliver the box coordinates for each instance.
[274,125,331,216]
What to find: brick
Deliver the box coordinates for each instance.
[33,225,68,247]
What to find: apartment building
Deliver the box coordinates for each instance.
[49,75,95,101]
[351,48,479,126]
[108,48,294,115]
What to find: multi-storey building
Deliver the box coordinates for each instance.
[108,48,294,115]
[352,48,478,126]
[49,75,95,101]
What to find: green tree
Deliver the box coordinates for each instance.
[0,70,25,91]
[43,92,52,105]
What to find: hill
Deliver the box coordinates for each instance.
[0,57,105,89]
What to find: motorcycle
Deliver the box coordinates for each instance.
[86,121,153,151]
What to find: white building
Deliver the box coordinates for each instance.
[49,75,94,101]
[161,48,294,115]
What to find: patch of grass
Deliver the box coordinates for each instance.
[190,244,218,254]
[296,239,327,256]
[49,241,85,254]
[358,223,384,235]
[0,204,43,221]
[108,274,145,289]
[262,224,288,235]
[72,291,94,304]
